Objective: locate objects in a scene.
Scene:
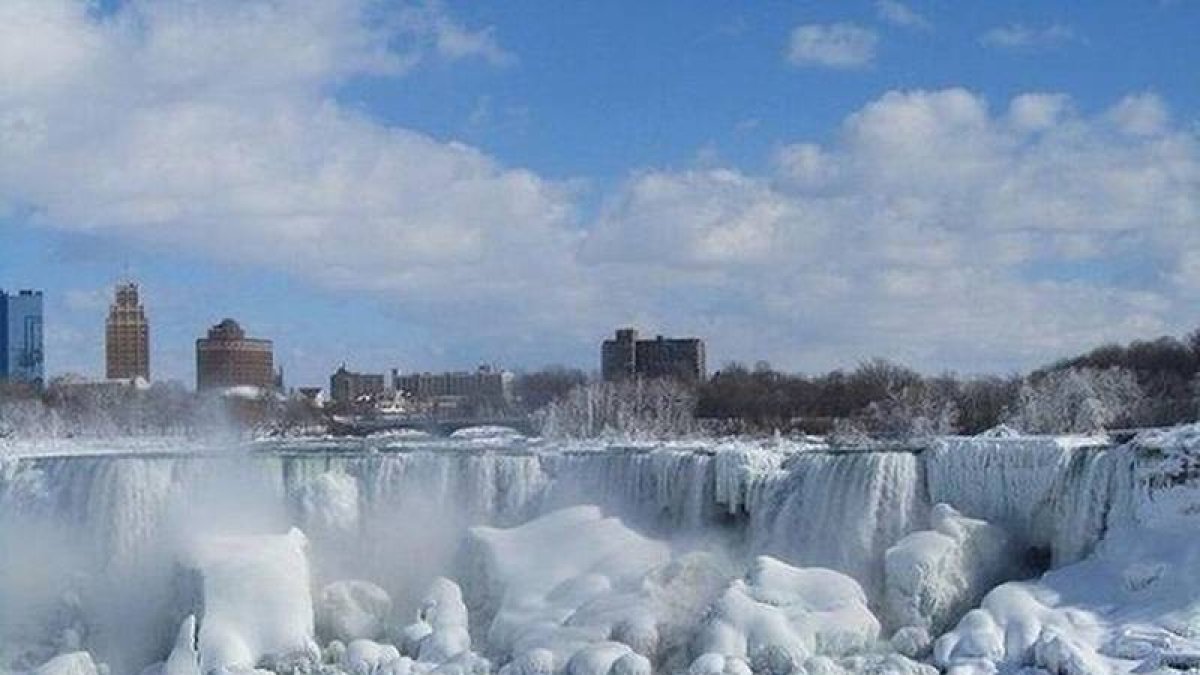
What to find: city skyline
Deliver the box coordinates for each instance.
[1,1,1198,386]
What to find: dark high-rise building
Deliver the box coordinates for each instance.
[195,319,275,391]
[601,328,706,382]
[0,289,44,387]
[391,366,514,409]
[106,282,150,381]
[329,365,385,408]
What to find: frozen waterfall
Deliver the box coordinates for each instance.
[0,433,1149,674]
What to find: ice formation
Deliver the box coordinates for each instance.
[883,503,1014,635]
[317,581,393,643]
[2,426,1200,674]
[182,528,319,673]
[690,556,880,674]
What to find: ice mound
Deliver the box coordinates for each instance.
[883,504,1014,635]
[318,581,393,643]
[467,506,681,670]
[28,652,102,675]
[690,556,881,675]
[182,528,318,672]
[401,577,472,664]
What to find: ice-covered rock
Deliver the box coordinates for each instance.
[884,504,1013,634]
[690,556,880,675]
[318,581,393,643]
[184,528,319,673]
[890,626,931,660]
[468,506,670,663]
[164,616,200,675]
[342,639,401,675]
[496,648,555,675]
[410,578,471,664]
[563,642,633,675]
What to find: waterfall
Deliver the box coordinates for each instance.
[0,435,1147,673]
[925,436,1136,564]
[747,450,928,597]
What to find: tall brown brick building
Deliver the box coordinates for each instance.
[105,282,149,381]
[195,318,275,391]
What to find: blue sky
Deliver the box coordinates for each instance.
[1,0,1198,387]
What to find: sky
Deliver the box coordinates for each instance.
[0,0,1198,387]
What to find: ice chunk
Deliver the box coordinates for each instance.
[884,504,1013,634]
[690,556,880,674]
[342,639,401,675]
[467,506,670,662]
[414,578,471,664]
[184,528,318,672]
[318,581,393,642]
[164,616,200,675]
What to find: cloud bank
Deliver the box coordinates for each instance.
[1,1,1197,373]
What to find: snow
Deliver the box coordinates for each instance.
[449,427,526,440]
[467,506,672,666]
[883,504,1014,635]
[690,556,881,674]
[408,578,471,663]
[183,528,319,673]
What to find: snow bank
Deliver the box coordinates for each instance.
[183,528,318,672]
[883,504,1014,635]
[690,556,881,675]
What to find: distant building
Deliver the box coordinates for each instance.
[329,365,385,409]
[601,328,706,382]
[195,319,275,391]
[391,365,514,414]
[0,289,45,387]
[106,282,150,381]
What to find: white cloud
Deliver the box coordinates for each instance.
[0,0,572,334]
[585,89,1200,372]
[875,0,932,31]
[1108,93,1171,136]
[1,1,1197,374]
[981,23,1079,51]
[786,23,878,69]
[394,0,516,67]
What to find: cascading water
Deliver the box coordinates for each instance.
[0,433,1151,674]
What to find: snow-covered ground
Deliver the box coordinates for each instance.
[1,427,1199,674]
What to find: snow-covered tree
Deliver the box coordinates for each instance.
[536,379,697,439]
[1005,367,1145,434]
[861,383,961,439]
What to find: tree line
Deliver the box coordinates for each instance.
[519,328,1200,438]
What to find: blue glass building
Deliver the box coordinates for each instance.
[0,289,45,387]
